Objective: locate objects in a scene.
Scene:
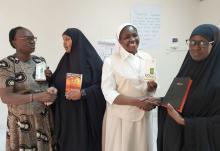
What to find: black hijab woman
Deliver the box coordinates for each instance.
[50,28,106,151]
[157,24,220,151]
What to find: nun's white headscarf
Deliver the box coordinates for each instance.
[115,23,137,52]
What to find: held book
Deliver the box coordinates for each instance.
[162,77,192,113]
[65,73,83,95]
[35,62,47,81]
[144,58,156,81]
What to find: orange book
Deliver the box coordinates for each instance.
[65,73,82,95]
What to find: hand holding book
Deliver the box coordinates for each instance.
[65,73,83,101]
[44,67,52,81]
[141,96,186,125]
[35,62,47,81]
[66,89,81,100]
[144,58,156,81]
[166,103,185,125]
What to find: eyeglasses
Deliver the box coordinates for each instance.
[16,36,37,42]
[186,39,214,48]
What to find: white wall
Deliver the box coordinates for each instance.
[196,0,220,25]
[1,0,218,149]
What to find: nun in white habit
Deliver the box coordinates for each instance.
[101,23,158,151]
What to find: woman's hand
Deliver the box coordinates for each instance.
[135,97,160,111]
[147,80,157,92]
[45,87,57,106]
[34,91,56,103]
[47,87,57,95]
[44,67,52,81]
[145,96,161,104]
[167,103,185,125]
[66,89,81,101]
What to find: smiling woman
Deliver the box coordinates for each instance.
[101,23,158,151]
[0,26,57,151]
[186,35,214,61]
[118,25,140,55]
[157,24,220,151]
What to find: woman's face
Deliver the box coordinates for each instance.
[62,35,72,53]
[188,35,213,61]
[13,29,36,55]
[119,26,139,55]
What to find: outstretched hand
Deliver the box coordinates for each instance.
[44,87,57,106]
[136,97,160,111]
[47,87,57,95]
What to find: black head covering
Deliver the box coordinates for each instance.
[52,28,103,88]
[190,24,215,42]
[51,28,106,151]
[158,24,220,151]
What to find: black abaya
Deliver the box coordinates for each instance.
[51,28,106,151]
[158,24,220,151]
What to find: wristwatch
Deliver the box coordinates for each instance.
[81,89,86,97]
